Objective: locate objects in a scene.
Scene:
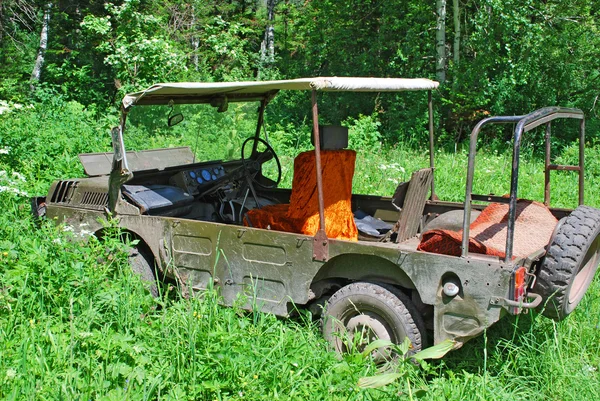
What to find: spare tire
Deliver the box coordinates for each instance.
[534,205,600,320]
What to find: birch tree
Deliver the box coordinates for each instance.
[30,2,51,92]
[259,0,277,78]
[452,0,460,66]
[435,0,447,83]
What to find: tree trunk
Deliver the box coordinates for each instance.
[435,0,447,83]
[191,5,199,70]
[259,0,276,78]
[30,2,51,92]
[452,0,460,66]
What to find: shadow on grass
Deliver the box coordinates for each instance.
[433,310,550,374]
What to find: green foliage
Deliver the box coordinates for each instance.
[3,0,599,148]
[2,1,600,398]
[2,102,600,399]
[81,1,188,95]
[0,97,115,193]
[198,16,260,81]
[444,0,600,143]
[0,197,374,399]
[345,113,382,152]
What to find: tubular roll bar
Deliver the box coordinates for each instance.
[461,107,585,262]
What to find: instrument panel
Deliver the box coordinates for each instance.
[170,165,226,196]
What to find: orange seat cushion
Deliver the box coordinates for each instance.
[245,150,358,241]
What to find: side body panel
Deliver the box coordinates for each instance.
[46,201,514,346]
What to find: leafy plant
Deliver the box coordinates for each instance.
[345,113,382,152]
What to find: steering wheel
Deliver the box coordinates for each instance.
[241,137,282,189]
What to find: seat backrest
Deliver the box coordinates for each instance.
[394,168,433,242]
[286,149,358,240]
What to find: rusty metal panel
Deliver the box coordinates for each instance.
[79,147,195,177]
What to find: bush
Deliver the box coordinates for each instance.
[345,113,382,152]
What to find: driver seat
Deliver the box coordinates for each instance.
[244,126,358,241]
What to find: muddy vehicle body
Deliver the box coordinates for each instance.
[34,78,600,353]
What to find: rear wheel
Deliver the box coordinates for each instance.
[534,205,600,320]
[321,282,425,360]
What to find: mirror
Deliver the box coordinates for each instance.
[168,113,184,127]
[167,100,184,127]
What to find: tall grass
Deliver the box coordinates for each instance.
[1,101,599,399]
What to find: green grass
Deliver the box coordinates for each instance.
[1,101,600,400]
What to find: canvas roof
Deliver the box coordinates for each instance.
[122,77,439,110]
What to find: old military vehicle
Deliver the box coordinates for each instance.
[33,77,600,354]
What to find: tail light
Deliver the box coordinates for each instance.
[512,266,527,314]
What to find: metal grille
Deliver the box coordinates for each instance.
[50,181,77,204]
[80,191,109,207]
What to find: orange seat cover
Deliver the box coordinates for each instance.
[245,150,358,241]
[418,200,557,259]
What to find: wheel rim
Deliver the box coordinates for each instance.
[347,312,392,343]
[333,307,405,361]
[568,234,600,309]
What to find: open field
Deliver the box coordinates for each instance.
[1,102,599,400]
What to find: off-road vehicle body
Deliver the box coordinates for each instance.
[34,77,600,353]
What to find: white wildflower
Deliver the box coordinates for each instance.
[11,172,25,181]
[5,368,16,380]
[0,147,9,154]
[0,186,28,197]
[79,229,93,237]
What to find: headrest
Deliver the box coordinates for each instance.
[311,125,349,150]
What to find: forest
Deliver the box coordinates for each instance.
[2,0,600,141]
[1,1,600,400]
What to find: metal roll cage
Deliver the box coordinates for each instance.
[461,107,585,262]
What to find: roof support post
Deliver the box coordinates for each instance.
[579,117,585,205]
[544,122,552,206]
[108,112,132,214]
[428,90,436,199]
[311,89,328,262]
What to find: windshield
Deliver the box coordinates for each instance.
[124,101,289,187]
[125,102,260,162]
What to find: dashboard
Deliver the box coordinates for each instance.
[169,164,227,196]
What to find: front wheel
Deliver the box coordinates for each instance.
[128,247,159,297]
[321,282,425,360]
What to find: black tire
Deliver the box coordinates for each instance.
[534,205,600,320]
[321,282,425,360]
[128,247,159,297]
